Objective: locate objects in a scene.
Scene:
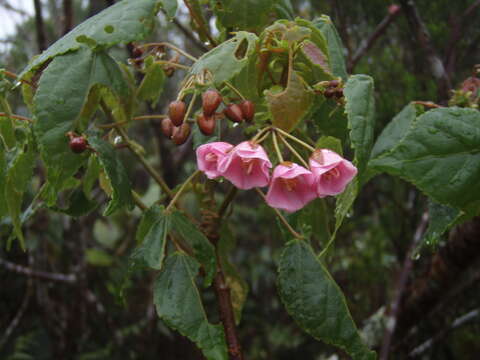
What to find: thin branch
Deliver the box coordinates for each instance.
[162,9,209,53]
[33,0,47,52]
[218,187,237,219]
[399,0,451,99]
[63,0,73,34]
[0,112,33,122]
[183,0,217,48]
[0,278,32,350]
[0,0,29,16]
[379,212,429,360]
[0,257,77,283]
[349,5,402,72]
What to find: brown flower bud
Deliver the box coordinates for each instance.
[171,123,191,145]
[327,79,340,88]
[69,136,88,154]
[168,100,186,126]
[324,88,335,98]
[202,89,222,116]
[240,100,255,122]
[334,88,344,98]
[161,118,174,138]
[197,114,216,135]
[224,104,244,123]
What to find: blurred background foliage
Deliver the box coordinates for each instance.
[1,0,479,359]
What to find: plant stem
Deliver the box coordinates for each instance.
[250,126,272,143]
[254,188,303,239]
[0,112,33,123]
[272,131,284,163]
[218,187,238,219]
[131,191,148,211]
[165,170,201,212]
[274,127,316,152]
[277,133,309,168]
[224,81,246,100]
[140,42,198,62]
[183,0,218,48]
[100,101,173,198]
[155,60,190,70]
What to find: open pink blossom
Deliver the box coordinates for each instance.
[309,149,357,197]
[265,162,317,212]
[217,141,272,189]
[196,142,234,179]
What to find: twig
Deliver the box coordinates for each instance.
[162,9,209,53]
[1,70,37,88]
[218,187,237,219]
[348,5,402,72]
[63,0,73,34]
[0,278,32,350]
[0,112,33,122]
[255,188,303,240]
[379,212,429,360]
[183,0,217,48]
[33,0,47,52]
[140,42,198,62]
[0,257,77,283]
[409,308,479,357]
[99,100,173,198]
[131,190,148,211]
[399,0,451,99]
[165,170,201,212]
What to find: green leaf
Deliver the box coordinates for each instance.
[334,178,358,235]
[211,0,275,31]
[154,253,228,360]
[344,74,375,177]
[33,47,128,198]
[134,207,170,270]
[87,134,134,216]
[315,136,343,156]
[422,200,462,248]
[170,210,217,287]
[189,32,258,86]
[0,114,16,150]
[370,103,417,159]
[52,188,98,217]
[137,61,166,106]
[277,240,376,360]
[297,41,333,83]
[312,98,348,142]
[159,0,178,19]
[314,15,348,81]
[0,145,7,218]
[266,71,314,132]
[274,0,294,20]
[369,107,480,212]
[19,0,159,78]
[5,141,36,249]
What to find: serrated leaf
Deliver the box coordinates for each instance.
[297,41,333,82]
[20,0,159,78]
[370,103,417,159]
[314,16,348,81]
[211,0,275,31]
[170,210,217,287]
[344,74,375,177]
[189,32,258,86]
[154,253,228,360]
[137,61,166,105]
[134,206,170,270]
[33,48,128,198]
[266,71,314,132]
[159,0,178,19]
[369,107,480,213]
[5,141,36,249]
[277,239,376,360]
[87,134,134,216]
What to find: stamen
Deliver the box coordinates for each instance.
[205,153,217,162]
[281,178,298,192]
[324,167,340,180]
[242,158,255,174]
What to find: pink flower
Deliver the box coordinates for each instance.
[196,142,234,179]
[309,149,357,197]
[265,162,317,212]
[217,141,272,189]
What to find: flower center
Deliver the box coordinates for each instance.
[281,178,298,192]
[242,158,256,174]
[205,153,217,162]
[323,167,340,180]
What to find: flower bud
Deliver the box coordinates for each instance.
[323,88,335,98]
[171,123,191,145]
[197,114,216,135]
[334,88,344,98]
[224,104,244,123]
[168,100,186,126]
[240,100,255,122]
[327,79,340,88]
[161,118,174,138]
[69,136,88,154]
[202,89,222,116]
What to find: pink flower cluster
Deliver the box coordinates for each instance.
[196,141,357,212]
